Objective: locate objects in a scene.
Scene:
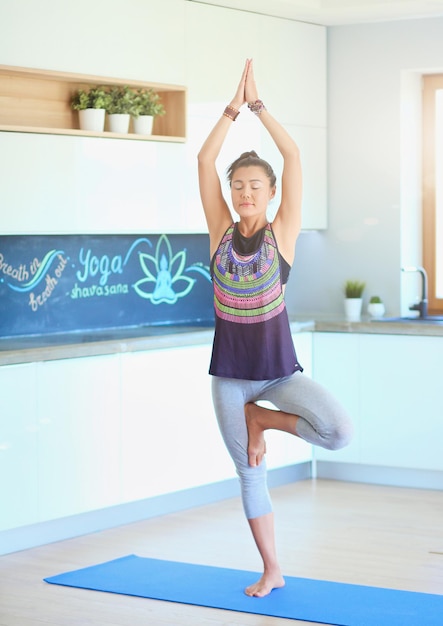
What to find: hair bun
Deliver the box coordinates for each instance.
[239,150,259,160]
[226,151,276,188]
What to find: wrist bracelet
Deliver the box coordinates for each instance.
[223,105,240,121]
[247,99,266,116]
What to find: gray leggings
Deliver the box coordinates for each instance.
[211,372,353,519]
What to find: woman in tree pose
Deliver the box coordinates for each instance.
[198,59,353,598]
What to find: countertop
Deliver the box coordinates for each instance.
[314,318,443,337]
[1,317,442,366]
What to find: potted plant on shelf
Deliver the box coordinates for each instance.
[344,280,365,321]
[131,88,166,135]
[367,295,385,318]
[71,86,111,132]
[105,86,137,133]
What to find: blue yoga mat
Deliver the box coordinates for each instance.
[44,554,443,626]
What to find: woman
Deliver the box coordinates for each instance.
[197,59,352,598]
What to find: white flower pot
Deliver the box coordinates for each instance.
[367,302,385,318]
[133,115,154,135]
[78,108,106,132]
[108,113,130,133]
[344,298,363,322]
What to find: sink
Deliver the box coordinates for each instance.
[372,316,443,324]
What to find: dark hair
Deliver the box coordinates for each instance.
[227,151,276,188]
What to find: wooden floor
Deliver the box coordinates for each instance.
[0,479,442,625]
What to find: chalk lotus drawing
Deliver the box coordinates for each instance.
[133,234,211,304]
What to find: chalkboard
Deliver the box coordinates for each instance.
[0,233,214,338]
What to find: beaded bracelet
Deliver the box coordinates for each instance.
[247,99,266,116]
[223,105,240,121]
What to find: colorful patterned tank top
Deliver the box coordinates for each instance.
[209,223,303,380]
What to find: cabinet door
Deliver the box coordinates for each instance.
[36,355,121,521]
[293,331,313,378]
[313,332,443,473]
[0,0,186,85]
[312,332,361,463]
[120,345,235,503]
[257,15,327,127]
[0,133,189,235]
[0,363,39,531]
[259,332,313,469]
[360,334,443,471]
[262,124,327,229]
[184,3,260,105]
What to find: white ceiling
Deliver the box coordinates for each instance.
[194,0,443,25]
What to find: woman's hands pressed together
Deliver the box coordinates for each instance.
[244,58,259,105]
[229,58,260,111]
[229,58,249,111]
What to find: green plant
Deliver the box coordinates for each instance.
[132,88,166,118]
[71,86,111,111]
[105,85,138,115]
[369,295,382,304]
[344,280,365,298]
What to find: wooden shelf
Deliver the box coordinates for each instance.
[0,65,187,142]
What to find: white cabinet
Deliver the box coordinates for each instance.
[184,3,325,125]
[0,332,314,538]
[184,3,260,104]
[262,124,327,229]
[0,363,39,531]
[264,331,313,468]
[293,330,313,378]
[257,15,326,127]
[312,333,361,464]
[119,345,235,503]
[36,355,121,521]
[313,332,443,472]
[0,0,186,85]
[359,334,443,470]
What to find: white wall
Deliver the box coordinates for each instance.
[286,17,443,319]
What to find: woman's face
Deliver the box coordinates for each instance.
[230,165,275,218]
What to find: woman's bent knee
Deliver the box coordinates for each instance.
[324,420,353,451]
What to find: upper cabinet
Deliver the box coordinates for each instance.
[0,0,186,86]
[184,3,261,103]
[257,15,327,128]
[184,3,326,127]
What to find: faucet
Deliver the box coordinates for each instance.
[402,266,428,318]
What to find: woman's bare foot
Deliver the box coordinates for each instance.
[245,402,266,466]
[244,569,285,597]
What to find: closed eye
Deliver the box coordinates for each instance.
[232,180,264,190]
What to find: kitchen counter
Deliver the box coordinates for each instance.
[315,318,443,337]
[0,324,216,366]
[1,317,441,366]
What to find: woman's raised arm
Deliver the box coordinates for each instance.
[197,60,250,256]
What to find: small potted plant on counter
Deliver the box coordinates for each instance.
[344,280,365,321]
[367,295,385,318]
[71,86,111,132]
[131,87,165,135]
[105,85,137,133]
